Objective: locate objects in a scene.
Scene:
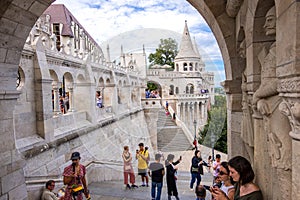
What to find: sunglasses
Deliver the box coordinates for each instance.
[219,171,228,176]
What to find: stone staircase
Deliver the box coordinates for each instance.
[157,110,193,152]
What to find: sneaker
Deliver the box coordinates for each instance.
[190,188,193,191]
[126,184,131,189]
[140,184,146,187]
[146,184,149,187]
[131,184,138,188]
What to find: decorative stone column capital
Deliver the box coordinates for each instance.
[279,98,300,140]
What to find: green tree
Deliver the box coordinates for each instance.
[147,82,158,91]
[198,95,227,153]
[148,38,178,68]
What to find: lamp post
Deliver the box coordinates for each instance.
[211,133,216,161]
[193,119,197,150]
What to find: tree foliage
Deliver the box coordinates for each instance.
[198,95,227,153]
[148,38,178,68]
[147,82,158,91]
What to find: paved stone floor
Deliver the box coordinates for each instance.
[88,149,223,199]
[89,170,213,200]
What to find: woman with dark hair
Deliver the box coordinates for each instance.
[189,150,209,190]
[217,161,235,200]
[165,154,182,200]
[211,156,263,200]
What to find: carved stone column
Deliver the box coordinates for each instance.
[279,96,300,200]
[201,101,205,120]
[52,83,60,115]
[68,87,75,112]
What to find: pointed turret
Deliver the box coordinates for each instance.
[174,21,203,72]
[193,37,201,58]
[175,20,199,59]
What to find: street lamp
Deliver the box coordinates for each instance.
[193,119,197,150]
[211,134,216,161]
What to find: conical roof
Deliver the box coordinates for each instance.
[175,21,199,59]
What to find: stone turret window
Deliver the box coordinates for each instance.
[170,85,174,95]
[186,85,189,93]
[189,63,193,71]
[176,64,179,71]
[183,63,187,71]
[175,87,179,94]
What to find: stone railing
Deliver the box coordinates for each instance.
[25,160,124,199]
[166,105,194,145]
[175,93,209,99]
[141,98,162,109]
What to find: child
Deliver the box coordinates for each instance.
[195,185,206,200]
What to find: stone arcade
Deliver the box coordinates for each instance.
[0,0,300,200]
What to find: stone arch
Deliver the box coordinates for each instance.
[147,80,162,98]
[175,87,179,94]
[0,1,299,199]
[99,77,105,87]
[169,85,174,95]
[77,74,86,83]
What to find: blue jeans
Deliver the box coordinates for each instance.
[190,173,201,189]
[151,181,163,200]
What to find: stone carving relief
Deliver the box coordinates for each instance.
[252,6,292,199]
[226,0,243,17]
[239,39,254,164]
[279,99,300,140]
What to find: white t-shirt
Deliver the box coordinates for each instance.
[212,161,220,177]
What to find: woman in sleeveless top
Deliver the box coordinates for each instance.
[122,146,138,189]
[218,162,235,199]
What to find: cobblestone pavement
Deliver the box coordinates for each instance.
[88,149,223,199]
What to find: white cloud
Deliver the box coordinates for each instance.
[53,0,225,86]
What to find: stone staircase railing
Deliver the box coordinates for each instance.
[166,105,194,145]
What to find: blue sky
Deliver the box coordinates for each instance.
[53,0,225,86]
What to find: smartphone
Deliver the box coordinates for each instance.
[203,185,210,190]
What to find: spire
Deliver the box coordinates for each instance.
[106,44,111,62]
[175,20,199,59]
[121,45,126,68]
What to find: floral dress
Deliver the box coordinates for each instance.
[63,164,86,200]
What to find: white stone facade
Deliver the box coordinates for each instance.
[0,1,299,200]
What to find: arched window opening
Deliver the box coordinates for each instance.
[183,63,187,71]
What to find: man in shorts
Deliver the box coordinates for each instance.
[136,142,149,187]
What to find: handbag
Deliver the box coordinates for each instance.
[125,165,131,171]
[71,185,84,196]
[192,167,199,172]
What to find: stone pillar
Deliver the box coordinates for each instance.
[279,97,300,200]
[52,83,60,115]
[0,91,28,199]
[222,80,243,158]
[177,103,181,119]
[182,103,186,123]
[201,102,205,120]
[68,87,75,112]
